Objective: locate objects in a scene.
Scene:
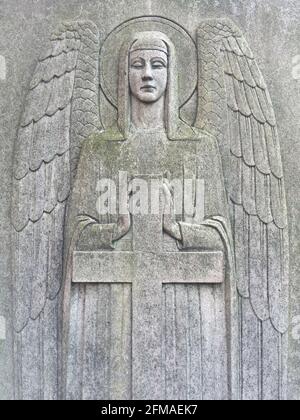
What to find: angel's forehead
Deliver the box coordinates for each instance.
[129,49,168,61]
[130,32,168,55]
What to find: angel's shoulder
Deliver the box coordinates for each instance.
[192,126,216,141]
[188,126,219,151]
[82,126,125,154]
[173,119,213,141]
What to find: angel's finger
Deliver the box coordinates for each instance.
[128,180,134,195]
[163,178,174,196]
[162,183,172,199]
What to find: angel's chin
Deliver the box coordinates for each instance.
[135,92,161,104]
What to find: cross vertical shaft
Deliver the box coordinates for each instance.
[131,174,164,399]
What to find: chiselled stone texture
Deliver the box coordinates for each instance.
[11,21,102,400]
[1,1,298,401]
[196,19,289,400]
[12,17,289,401]
[0,55,6,80]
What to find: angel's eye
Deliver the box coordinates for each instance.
[131,61,144,69]
[151,60,166,69]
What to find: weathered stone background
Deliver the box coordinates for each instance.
[0,0,299,400]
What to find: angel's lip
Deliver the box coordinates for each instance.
[141,85,156,90]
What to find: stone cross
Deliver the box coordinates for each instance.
[72,175,224,399]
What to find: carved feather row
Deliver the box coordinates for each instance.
[12,21,101,332]
[221,29,287,233]
[233,204,289,332]
[23,42,78,126]
[223,31,289,332]
[196,19,289,335]
[229,153,287,229]
[226,33,288,334]
[12,151,70,232]
[13,204,65,332]
[30,50,78,90]
[15,64,75,179]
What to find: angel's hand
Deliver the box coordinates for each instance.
[114,214,131,240]
[162,178,182,241]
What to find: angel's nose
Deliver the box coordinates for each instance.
[142,63,153,81]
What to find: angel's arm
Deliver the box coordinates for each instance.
[163,137,229,251]
[74,213,130,251]
[67,139,131,251]
[163,183,225,251]
[179,221,224,250]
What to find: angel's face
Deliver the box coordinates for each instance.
[129,49,168,104]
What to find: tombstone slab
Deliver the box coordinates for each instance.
[1,0,299,401]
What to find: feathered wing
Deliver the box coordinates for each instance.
[11,21,102,400]
[196,19,289,400]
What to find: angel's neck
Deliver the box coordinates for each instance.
[131,96,165,130]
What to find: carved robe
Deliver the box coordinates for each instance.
[63,127,234,400]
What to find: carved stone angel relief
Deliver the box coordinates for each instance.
[11,17,289,400]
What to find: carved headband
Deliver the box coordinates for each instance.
[130,37,169,55]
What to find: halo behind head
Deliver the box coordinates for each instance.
[100,16,197,109]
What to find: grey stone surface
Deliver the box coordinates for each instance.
[0,0,299,400]
[73,251,224,284]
